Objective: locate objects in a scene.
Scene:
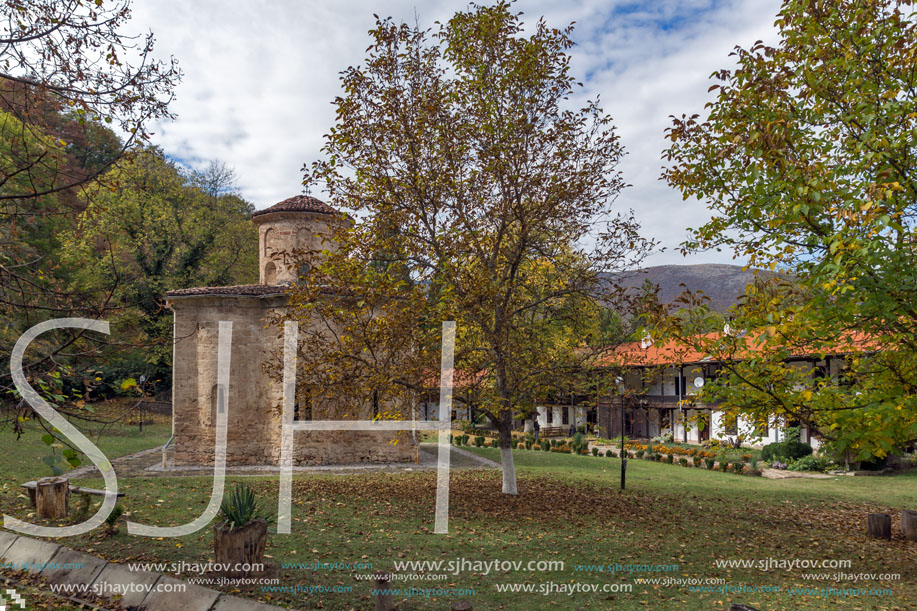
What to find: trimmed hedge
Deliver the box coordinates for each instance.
[761,440,813,462]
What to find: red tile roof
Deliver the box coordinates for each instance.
[166,284,287,298]
[252,195,339,218]
[600,330,878,368]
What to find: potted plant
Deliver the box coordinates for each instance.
[214,483,273,576]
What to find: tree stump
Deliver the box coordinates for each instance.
[901,510,917,541]
[373,572,394,611]
[452,601,473,610]
[35,476,69,519]
[213,519,267,576]
[867,513,891,540]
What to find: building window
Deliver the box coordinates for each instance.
[297,226,313,249]
[209,383,220,425]
[547,409,553,424]
[562,408,569,425]
[723,413,738,436]
[660,410,671,432]
[264,261,277,284]
[295,385,312,421]
[297,263,311,283]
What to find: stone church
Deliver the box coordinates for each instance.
[164,195,418,466]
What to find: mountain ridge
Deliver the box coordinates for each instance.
[604,263,776,312]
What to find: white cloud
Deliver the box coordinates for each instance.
[130,0,782,266]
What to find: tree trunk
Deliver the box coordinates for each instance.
[498,412,517,495]
[373,572,394,611]
[35,476,69,519]
[901,510,917,541]
[213,519,268,575]
[867,513,891,540]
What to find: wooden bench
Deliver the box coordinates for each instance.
[22,480,125,508]
[538,426,569,438]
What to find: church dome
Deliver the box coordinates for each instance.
[252,195,339,220]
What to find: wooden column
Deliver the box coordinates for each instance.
[35,476,69,519]
[867,513,891,540]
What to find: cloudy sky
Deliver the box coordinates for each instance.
[130,0,782,267]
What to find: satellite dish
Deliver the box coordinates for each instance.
[640,333,653,350]
[694,377,704,388]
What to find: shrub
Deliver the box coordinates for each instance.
[591,447,599,456]
[104,504,125,533]
[550,439,558,448]
[679,457,688,467]
[525,440,533,450]
[859,455,888,471]
[694,457,704,468]
[762,440,813,462]
[218,484,273,531]
[704,457,715,469]
[474,436,484,447]
[607,449,616,458]
[731,460,744,474]
[636,449,645,459]
[742,454,751,462]
[749,456,759,471]
[666,454,674,464]
[540,440,550,451]
[788,455,832,472]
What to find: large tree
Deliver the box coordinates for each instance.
[0,0,179,424]
[62,151,258,377]
[284,3,651,494]
[661,0,917,460]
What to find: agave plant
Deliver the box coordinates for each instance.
[218,483,274,531]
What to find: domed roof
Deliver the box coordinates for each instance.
[252,195,339,218]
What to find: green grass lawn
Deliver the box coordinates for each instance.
[0,420,171,482]
[0,438,914,610]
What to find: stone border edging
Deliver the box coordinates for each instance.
[0,529,284,610]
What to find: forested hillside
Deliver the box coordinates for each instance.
[1,83,256,421]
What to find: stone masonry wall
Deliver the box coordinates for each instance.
[171,295,418,467]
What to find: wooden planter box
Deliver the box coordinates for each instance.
[213,519,268,575]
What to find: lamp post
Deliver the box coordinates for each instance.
[616,376,626,491]
[620,395,626,490]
